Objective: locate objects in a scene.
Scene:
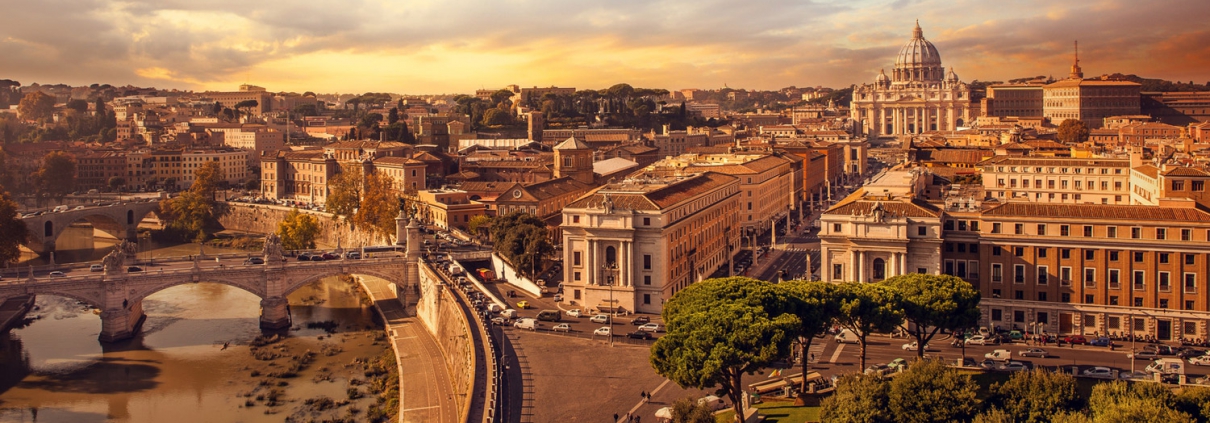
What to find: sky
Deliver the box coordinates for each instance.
[1,0,1208,95]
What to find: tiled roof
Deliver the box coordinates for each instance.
[983,202,1210,222]
[826,198,940,218]
[566,172,738,211]
[982,156,1130,167]
[553,137,591,150]
[373,156,424,165]
[521,177,592,201]
[456,181,514,193]
[1133,165,1159,179]
[918,149,993,165]
[1045,79,1141,88]
[1162,167,1210,177]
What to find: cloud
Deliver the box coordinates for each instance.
[0,0,1206,93]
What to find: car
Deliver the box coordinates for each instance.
[1062,335,1088,345]
[590,314,610,324]
[627,331,653,340]
[888,358,909,371]
[901,341,928,351]
[978,359,997,370]
[90,264,104,272]
[552,323,571,333]
[345,251,362,259]
[566,309,583,318]
[1178,348,1206,359]
[638,323,665,333]
[1082,366,1116,379]
[985,349,1013,362]
[127,266,143,272]
[864,364,892,375]
[1018,348,1050,358]
[552,294,563,302]
[513,318,539,330]
[491,316,508,325]
[1189,355,1210,366]
[48,271,66,277]
[244,257,265,265]
[310,255,325,261]
[1194,375,1210,386]
[1118,371,1151,382]
[1008,330,1024,340]
[321,252,338,260]
[999,361,1029,372]
[959,357,978,368]
[594,327,611,337]
[1129,350,1160,360]
[965,335,999,346]
[516,300,530,309]
[632,316,651,325]
[297,253,312,261]
[1089,337,1115,347]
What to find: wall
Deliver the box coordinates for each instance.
[491,253,542,297]
[415,261,476,421]
[218,202,392,247]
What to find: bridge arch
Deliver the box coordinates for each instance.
[19,289,106,311]
[22,202,163,255]
[126,276,268,306]
[281,268,405,298]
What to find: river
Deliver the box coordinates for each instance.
[1,230,396,423]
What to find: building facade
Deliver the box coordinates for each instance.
[981,156,1132,204]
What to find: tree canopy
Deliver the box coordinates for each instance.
[779,280,840,395]
[887,359,980,423]
[987,369,1080,423]
[833,282,903,369]
[276,208,322,250]
[18,91,56,121]
[1057,119,1090,144]
[353,170,400,244]
[0,189,30,265]
[880,273,981,358]
[35,151,77,201]
[326,164,363,227]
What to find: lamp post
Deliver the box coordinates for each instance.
[602,262,618,347]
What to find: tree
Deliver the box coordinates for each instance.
[669,397,716,423]
[326,164,363,226]
[0,150,13,192]
[651,277,799,423]
[192,160,223,196]
[1057,119,1090,144]
[387,107,400,124]
[108,176,126,192]
[276,208,321,250]
[781,280,840,399]
[1088,381,1193,422]
[467,215,491,239]
[233,99,259,119]
[18,91,55,121]
[0,189,30,265]
[834,282,903,369]
[353,170,399,244]
[1175,386,1210,422]
[481,108,512,126]
[35,151,77,202]
[987,369,1080,423]
[819,373,891,423]
[65,99,89,114]
[160,190,217,241]
[887,359,979,423]
[881,274,981,359]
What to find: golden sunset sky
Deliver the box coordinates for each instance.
[2,0,1208,94]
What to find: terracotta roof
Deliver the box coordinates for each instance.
[566,172,738,211]
[1045,79,1141,88]
[1162,167,1210,177]
[1133,165,1159,179]
[983,202,1210,222]
[982,156,1130,167]
[373,156,425,165]
[826,198,940,218]
[520,177,592,201]
[918,149,993,165]
[553,137,591,150]
[455,181,515,193]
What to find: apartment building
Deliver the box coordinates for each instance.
[560,172,741,314]
[981,156,1131,204]
[180,149,250,189]
[636,152,799,232]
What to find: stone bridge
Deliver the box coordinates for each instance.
[2,214,426,343]
[21,201,163,255]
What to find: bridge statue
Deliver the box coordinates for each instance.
[263,233,284,262]
[101,249,125,274]
[117,239,137,259]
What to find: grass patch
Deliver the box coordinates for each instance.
[714,400,821,423]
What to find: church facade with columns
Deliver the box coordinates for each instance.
[850,22,973,138]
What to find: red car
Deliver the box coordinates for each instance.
[1062,335,1088,345]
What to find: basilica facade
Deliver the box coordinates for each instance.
[851,22,972,138]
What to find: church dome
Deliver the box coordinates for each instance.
[895,21,942,69]
[875,69,890,84]
[946,67,959,82]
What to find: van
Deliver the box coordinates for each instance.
[834,329,859,344]
[487,304,503,314]
[984,349,1013,362]
[500,309,517,319]
[53,205,69,213]
[537,310,561,322]
[513,318,540,330]
[1145,358,1185,375]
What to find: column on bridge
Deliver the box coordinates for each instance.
[97,276,146,342]
[260,297,291,330]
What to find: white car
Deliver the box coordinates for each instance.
[1189,355,1210,366]
[590,314,610,324]
[638,323,665,333]
[999,361,1029,372]
[593,327,611,336]
[966,335,997,346]
[553,294,564,302]
[552,323,571,333]
[48,271,66,277]
[566,309,583,318]
[1082,366,1115,379]
[901,341,928,351]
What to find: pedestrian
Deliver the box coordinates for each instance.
[614,413,619,422]
[810,353,815,363]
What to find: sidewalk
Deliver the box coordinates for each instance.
[358,277,458,423]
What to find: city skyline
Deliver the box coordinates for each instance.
[1,0,1208,94]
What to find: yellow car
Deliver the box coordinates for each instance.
[516,300,530,309]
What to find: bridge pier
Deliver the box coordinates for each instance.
[98,300,145,342]
[259,297,291,329]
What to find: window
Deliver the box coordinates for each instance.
[1133,270,1145,290]
[1014,264,1025,284]
[944,260,954,275]
[1084,226,1093,237]
[957,261,968,278]
[1173,180,1185,190]
[944,220,955,230]
[1109,296,1119,306]
[970,244,979,253]
[1184,273,1196,293]
[1061,293,1071,302]
[1061,249,1071,259]
[1037,224,1047,235]
[574,271,581,281]
[1107,227,1117,238]
[1060,225,1070,236]
[1014,247,1024,257]
[957,244,966,253]
[1159,253,1170,264]
[1038,292,1048,301]
[1156,228,1167,240]
[1014,223,1024,235]
[992,223,1002,234]
[1084,268,1096,288]
[992,247,1001,256]
[1109,251,1120,261]
[644,276,651,285]
[1133,252,1144,262]
[1131,227,1141,239]
[572,215,580,223]
[1038,248,1048,258]
[971,221,979,231]
[1085,250,1095,261]
[1195,181,1205,191]
[643,294,651,304]
[833,264,844,280]
[643,254,652,270]
[1037,266,1048,285]
[1061,267,1072,286]
[991,264,1003,283]
[917,226,926,236]
[643,217,650,226]
[833,223,842,232]
[1134,297,1144,307]
[1109,269,1120,289]
[1014,290,1024,300]
[1159,272,1171,292]
[1013,310,1025,322]
[573,251,582,266]
[1085,294,1095,304]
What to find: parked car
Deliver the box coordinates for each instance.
[627,331,653,340]
[345,251,362,259]
[1082,366,1116,379]
[297,253,312,261]
[594,327,612,337]
[590,314,610,324]
[638,323,665,333]
[632,316,651,325]
[978,359,997,370]
[244,257,265,265]
[90,264,104,272]
[1063,335,1088,345]
[966,335,998,346]
[48,271,66,277]
[1119,371,1151,382]
[1129,350,1161,360]
[999,361,1029,372]
[1188,355,1210,366]
[321,252,338,260]
[566,309,583,318]
[901,341,928,351]
[127,266,143,272]
[864,364,892,376]
[888,358,909,371]
[552,323,571,333]
[1089,337,1115,347]
[1019,348,1050,358]
[1178,348,1206,359]
[309,255,325,261]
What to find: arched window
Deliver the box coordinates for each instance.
[44,221,53,237]
[605,246,617,266]
[873,258,886,280]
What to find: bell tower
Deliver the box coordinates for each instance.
[1070,41,1084,80]
[553,137,595,184]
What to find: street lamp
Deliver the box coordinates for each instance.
[601,262,618,347]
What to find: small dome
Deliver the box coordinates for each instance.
[895,21,942,69]
[946,67,959,82]
[875,69,890,83]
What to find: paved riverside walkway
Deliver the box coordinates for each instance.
[357,277,458,423]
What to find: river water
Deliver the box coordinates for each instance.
[0,230,396,423]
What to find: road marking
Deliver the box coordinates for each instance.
[829,343,845,363]
[402,405,441,411]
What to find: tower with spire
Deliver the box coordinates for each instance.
[1070,41,1084,79]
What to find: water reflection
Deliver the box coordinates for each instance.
[0,276,390,423]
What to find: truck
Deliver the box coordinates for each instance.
[1144,358,1186,375]
[834,329,860,344]
[477,268,495,281]
[447,263,464,276]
